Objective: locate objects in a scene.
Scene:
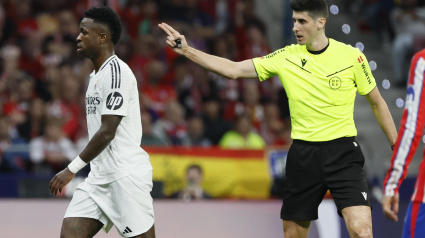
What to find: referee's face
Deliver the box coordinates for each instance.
[292,11,320,45]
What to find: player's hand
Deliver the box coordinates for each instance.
[49,167,75,196]
[158,22,188,55]
[382,193,399,222]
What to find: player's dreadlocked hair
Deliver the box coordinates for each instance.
[84,6,122,45]
[290,0,329,19]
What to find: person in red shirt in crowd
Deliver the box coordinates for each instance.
[235,0,270,61]
[234,0,273,98]
[259,103,284,145]
[128,35,162,86]
[0,116,29,174]
[7,0,38,38]
[224,81,264,129]
[142,60,176,117]
[47,68,81,141]
[2,101,26,140]
[273,118,292,147]
[7,1,44,80]
[121,0,158,39]
[17,98,47,142]
[152,101,187,146]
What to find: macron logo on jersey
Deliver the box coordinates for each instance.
[106,92,123,110]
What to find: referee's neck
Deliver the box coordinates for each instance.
[306,33,328,52]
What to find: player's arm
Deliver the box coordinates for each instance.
[364,87,397,147]
[158,23,258,80]
[382,53,425,222]
[79,115,122,162]
[49,115,122,196]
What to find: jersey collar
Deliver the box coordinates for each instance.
[97,55,118,74]
[306,38,330,55]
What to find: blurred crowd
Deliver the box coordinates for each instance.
[349,0,425,87]
[0,0,292,175]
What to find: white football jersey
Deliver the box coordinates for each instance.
[85,55,152,184]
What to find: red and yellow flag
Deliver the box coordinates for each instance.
[145,147,272,199]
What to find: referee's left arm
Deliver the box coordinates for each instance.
[364,87,397,147]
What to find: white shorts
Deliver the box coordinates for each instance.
[64,171,155,237]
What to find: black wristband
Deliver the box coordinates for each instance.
[175,39,182,48]
[391,145,395,151]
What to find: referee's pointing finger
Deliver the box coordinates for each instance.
[158,23,173,37]
[162,23,178,34]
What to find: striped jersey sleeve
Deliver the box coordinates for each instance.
[99,57,132,117]
[383,50,425,198]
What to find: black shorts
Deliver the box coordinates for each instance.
[281,137,371,220]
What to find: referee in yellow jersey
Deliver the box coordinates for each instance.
[159,0,397,237]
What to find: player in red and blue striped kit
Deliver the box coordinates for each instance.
[383,49,425,238]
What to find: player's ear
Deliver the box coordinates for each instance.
[317,17,326,30]
[99,33,107,44]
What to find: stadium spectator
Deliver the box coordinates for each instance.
[178,64,220,118]
[219,114,266,149]
[259,103,283,145]
[17,98,47,142]
[391,0,425,86]
[235,0,270,61]
[170,164,211,200]
[3,96,28,141]
[152,101,187,145]
[47,72,81,141]
[0,117,29,174]
[202,98,231,145]
[182,116,211,147]
[273,118,293,147]
[224,81,264,128]
[29,117,77,174]
[142,60,177,116]
[141,111,168,146]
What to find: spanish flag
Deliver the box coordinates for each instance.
[145,147,272,199]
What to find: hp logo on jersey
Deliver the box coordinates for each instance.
[106,92,124,110]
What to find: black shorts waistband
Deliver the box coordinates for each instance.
[293,136,356,145]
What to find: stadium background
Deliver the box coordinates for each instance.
[0,0,423,237]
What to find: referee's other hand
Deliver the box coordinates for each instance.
[382,193,399,222]
[158,23,188,55]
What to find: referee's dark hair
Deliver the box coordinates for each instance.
[290,0,329,19]
[84,6,122,45]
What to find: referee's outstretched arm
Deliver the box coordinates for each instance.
[158,23,258,80]
[364,87,398,147]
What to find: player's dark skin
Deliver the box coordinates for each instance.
[50,18,156,238]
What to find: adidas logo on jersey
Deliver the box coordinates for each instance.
[361,192,367,200]
[123,226,133,234]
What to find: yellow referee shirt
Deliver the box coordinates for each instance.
[252,38,376,142]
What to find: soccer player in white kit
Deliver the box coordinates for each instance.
[49,6,156,238]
